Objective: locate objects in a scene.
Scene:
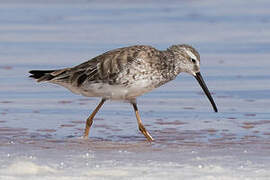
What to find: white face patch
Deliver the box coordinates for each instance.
[185,49,197,60]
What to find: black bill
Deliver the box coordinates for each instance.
[194,72,218,112]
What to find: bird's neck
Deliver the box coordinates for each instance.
[161,50,182,77]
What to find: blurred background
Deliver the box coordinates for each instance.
[0,0,270,179]
[1,0,269,64]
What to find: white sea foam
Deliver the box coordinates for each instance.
[1,160,269,180]
[0,161,57,177]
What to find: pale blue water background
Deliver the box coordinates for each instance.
[0,0,270,179]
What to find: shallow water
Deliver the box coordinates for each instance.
[1,0,270,179]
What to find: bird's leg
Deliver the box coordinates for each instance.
[83,98,106,139]
[131,102,154,142]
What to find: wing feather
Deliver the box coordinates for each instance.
[67,45,161,87]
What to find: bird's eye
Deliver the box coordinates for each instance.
[191,59,196,63]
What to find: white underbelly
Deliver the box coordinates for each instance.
[79,80,155,100]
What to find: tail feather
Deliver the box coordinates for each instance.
[29,68,71,82]
[29,70,55,82]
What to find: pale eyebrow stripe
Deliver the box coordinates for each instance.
[185,49,197,60]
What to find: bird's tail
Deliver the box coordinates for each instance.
[29,69,70,82]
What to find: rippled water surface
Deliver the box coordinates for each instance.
[0,0,270,179]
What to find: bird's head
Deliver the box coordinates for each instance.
[167,44,218,112]
[168,44,201,76]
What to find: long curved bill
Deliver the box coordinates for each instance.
[194,72,218,112]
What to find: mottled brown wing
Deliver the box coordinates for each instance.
[68,45,161,87]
